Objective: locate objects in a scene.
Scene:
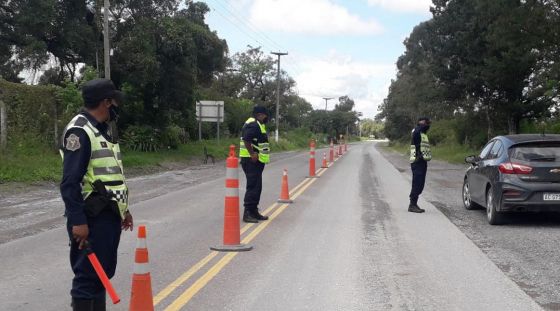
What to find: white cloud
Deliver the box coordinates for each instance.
[249,0,383,36]
[293,51,396,119]
[367,0,432,14]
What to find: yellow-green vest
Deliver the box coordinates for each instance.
[410,132,432,163]
[239,117,270,164]
[60,114,129,219]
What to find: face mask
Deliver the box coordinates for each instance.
[109,105,119,122]
[262,116,269,124]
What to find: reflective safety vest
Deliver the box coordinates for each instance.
[239,117,270,164]
[410,132,432,163]
[60,114,129,219]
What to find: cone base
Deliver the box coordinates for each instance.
[321,165,328,168]
[307,175,320,178]
[277,199,293,203]
[210,243,253,252]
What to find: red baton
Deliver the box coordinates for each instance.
[84,241,121,304]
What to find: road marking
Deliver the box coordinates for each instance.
[164,177,319,311]
[153,252,218,305]
[153,170,318,306]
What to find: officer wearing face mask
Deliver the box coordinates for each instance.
[239,106,271,223]
[60,78,133,311]
[408,117,432,213]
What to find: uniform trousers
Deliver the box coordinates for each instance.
[410,159,428,206]
[241,159,265,214]
[66,209,121,301]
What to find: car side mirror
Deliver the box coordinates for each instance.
[465,155,479,164]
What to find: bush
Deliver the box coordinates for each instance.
[121,125,161,152]
[161,125,182,149]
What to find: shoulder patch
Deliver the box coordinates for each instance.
[100,141,108,148]
[66,134,81,151]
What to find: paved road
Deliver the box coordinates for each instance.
[380,144,560,311]
[0,142,545,310]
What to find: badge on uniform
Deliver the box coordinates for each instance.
[66,134,81,151]
[100,142,107,148]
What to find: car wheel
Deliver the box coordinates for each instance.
[462,179,480,210]
[486,186,504,225]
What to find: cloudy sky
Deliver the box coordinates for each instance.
[205,0,432,119]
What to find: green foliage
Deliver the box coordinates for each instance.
[0,79,60,148]
[121,125,162,152]
[380,0,560,144]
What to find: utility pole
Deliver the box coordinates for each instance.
[103,0,111,79]
[322,97,333,111]
[271,51,288,143]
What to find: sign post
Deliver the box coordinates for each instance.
[196,101,225,142]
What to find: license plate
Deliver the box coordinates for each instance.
[544,193,560,201]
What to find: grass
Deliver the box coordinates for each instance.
[385,141,478,164]
[0,131,330,183]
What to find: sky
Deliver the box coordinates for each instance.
[204,0,433,119]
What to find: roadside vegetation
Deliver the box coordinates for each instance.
[0,1,360,184]
[0,128,334,183]
[378,1,560,156]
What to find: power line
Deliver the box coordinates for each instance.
[214,0,284,51]
[207,1,304,77]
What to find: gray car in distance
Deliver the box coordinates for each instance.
[463,134,560,225]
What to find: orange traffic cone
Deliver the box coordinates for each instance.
[277,169,293,203]
[129,225,154,311]
[321,153,328,168]
[308,139,319,178]
[211,145,252,252]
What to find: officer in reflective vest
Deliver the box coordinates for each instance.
[239,106,270,223]
[408,117,432,213]
[60,78,133,311]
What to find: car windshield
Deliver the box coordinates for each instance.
[509,143,560,162]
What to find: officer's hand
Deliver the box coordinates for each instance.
[250,153,258,163]
[122,211,133,231]
[72,225,89,250]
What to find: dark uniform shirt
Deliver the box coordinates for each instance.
[60,111,111,226]
[411,126,423,160]
[241,120,268,163]
[241,121,262,144]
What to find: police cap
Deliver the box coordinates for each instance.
[82,78,124,108]
[253,106,269,116]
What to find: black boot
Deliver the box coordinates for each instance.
[71,298,93,311]
[254,211,269,221]
[408,204,425,213]
[243,210,258,223]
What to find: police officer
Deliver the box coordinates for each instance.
[60,79,133,311]
[240,106,270,223]
[409,117,432,213]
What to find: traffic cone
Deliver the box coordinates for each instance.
[129,225,154,311]
[277,169,293,203]
[308,139,319,178]
[329,139,334,163]
[211,145,252,252]
[321,153,328,168]
[338,144,343,157]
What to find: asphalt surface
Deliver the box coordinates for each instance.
[0,141,550,310]
[379,144,560,311]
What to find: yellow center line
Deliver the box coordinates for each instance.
[164,178,318,311]
[153,251,218,306]
[153,172,315,306]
